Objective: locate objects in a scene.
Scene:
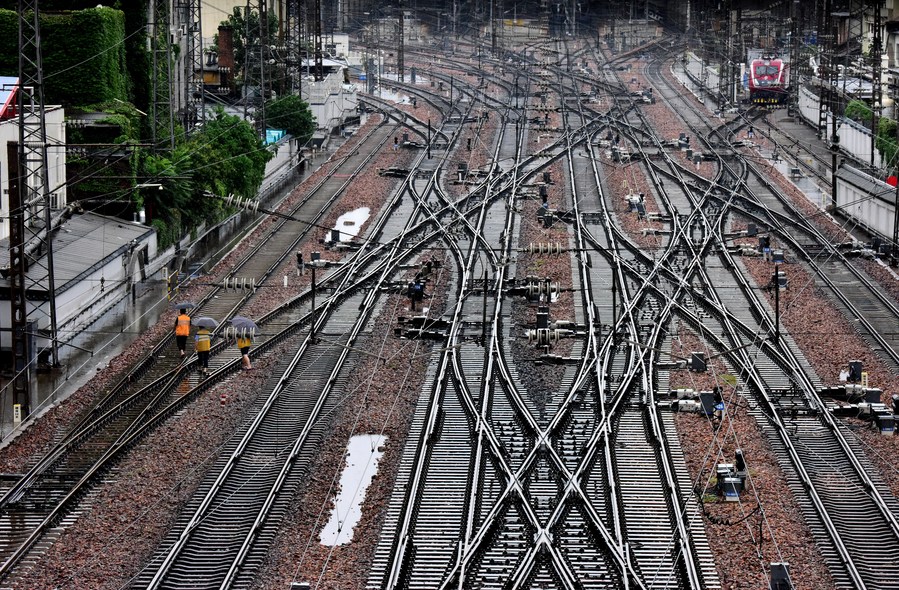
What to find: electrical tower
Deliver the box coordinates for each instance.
[151,0,176,150]
[870,0,883,169]
[313,0,323,81]
[819,0,840,206]
[398,3,404,84]
[259,0,269,134]
[285,0,304,94]
[9,0,61,418]
[176,0,204,132]
[789,0,801,112]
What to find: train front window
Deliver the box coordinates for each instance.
[755,65,779,76]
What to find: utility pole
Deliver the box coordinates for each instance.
[11,0,61,419]
[789,0,800,113]
[894,92,899,255]
[871,0,883,168]
[259,0,268,135]
[818,0,833,139]
[285,0,301,95]
[490,0,496,54]
[398,1,404,83]
[718,0,732,110]
[313,0,323,81]
[176,0,204,132]
[151,0,175,150]
[824,2,839,208]
[733,6,742,106]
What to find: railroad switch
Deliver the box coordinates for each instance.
[689,352,706,372]
[624,193,644,211]
[611,147,632,163]
[377,167,410,178]
[770,270,787,290]
[536,353,580,365]
[716,463,743,501]
[537,208,555,227]
[769,562,791,590]
[394,314,447,340]
[820,384,881,404]
[730,245,762,257]
[381,279,428,294]
[396,316,449,331]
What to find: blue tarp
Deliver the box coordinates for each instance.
[265,128,286,145]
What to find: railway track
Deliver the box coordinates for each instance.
[3,25,899,590]
[637,46,899,588]
[0,113,416,581]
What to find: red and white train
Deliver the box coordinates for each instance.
[748,56,788,105]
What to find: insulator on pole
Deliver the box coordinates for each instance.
[525,242,565,254]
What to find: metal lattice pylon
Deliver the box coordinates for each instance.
[870,0,883,169]
[285,0,303,95]
[9,0,61,418]
[313,0,323,81]
[176,0,204,132]
[398,1,404,83]
[240,0,271,135]
[151,0,176,150]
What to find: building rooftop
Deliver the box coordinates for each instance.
[0,211,155,296]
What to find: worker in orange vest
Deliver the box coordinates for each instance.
[174,308,191,357]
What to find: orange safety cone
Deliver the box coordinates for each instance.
[220,391,227,406]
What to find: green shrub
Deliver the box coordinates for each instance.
[877,117,899,171]
[844,99,872,123]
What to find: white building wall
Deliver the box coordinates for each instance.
[836,171,896,239]
[0,106,67,242]
[798,86,887,170]
[303,71,358,134]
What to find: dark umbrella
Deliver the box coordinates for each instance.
[191,316,219,329]
[229,316,258,336]
[171,301,197,310]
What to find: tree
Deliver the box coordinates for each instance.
[139,151,193,222]
[876,117,898,173]
[185,107,272,199]
[264,95,316,144]
[218,6,278,90]
[136,108,271,248]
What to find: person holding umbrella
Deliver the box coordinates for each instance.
[191,317,218,376]
[237,333,253,370]
[174,308,191,358]
[230,316,257,371]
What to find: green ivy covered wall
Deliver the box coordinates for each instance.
[0,6,130,107]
